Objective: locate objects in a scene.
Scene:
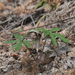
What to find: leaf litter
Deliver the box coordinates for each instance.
[0,0,75,75]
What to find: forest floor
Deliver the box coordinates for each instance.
[0,0,75,75]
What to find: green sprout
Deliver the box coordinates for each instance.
[5,28,70,52]
[35,0,48,9]
[5,34,34,52]
[32,28,70,46]
[51,3,57,10]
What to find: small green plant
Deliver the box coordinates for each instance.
[31,28,70,46]
[5,28,70,52]
[35,0,48,9]
[35,0,56,10]
[51,3,57,10]
[5,34,34,52]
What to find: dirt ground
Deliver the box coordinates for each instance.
[0,0,75,75]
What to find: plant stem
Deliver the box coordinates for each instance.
[43,38,46,50]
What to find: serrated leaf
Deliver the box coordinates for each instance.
[52,33,70,43]
[12,43,19,48]
[14,42,22,52]
[49,33,58,46]
[35,1,43,9]
[23,34,28,38]
[44,31,50,37]
[5,40,19,43]
[21,34,28,40]
[23,41,31,48]
[36,28,47,32]
[49,28,61,32]
[14,34,22,40]
[29,29,39,33]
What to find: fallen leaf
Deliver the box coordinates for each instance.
[11,53,19,59]
[0,2,5,10]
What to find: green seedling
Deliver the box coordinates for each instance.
[43,2,48,7]
[33,28,70,46]
[51,3,57,10]
[35,0,43,9]
[5,28,70,52]
[5,34,34,52]
[35,0,48,9]
[36,0,56,10]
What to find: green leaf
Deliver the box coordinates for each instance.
[44,31,50,37]
[23,34,28,38]
[49,28,61,32]
[52,33,70,43]
[14,42,22,52]
[51,3,57,10]
[29,29,39,33]
[35,1,43,9]
[43,2,48,7]
[49,33,58,46]
[12,43,19,48]
[36,28,47,32]
[23,41,31,48]
[14,34,22,40]
[5,40,19,43]
[21,34,28,40]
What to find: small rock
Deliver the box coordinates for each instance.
[51,67,58,73]
[43,46,52,52]
[1,68,8,72]
[8,57,15,64]
[0,66,8,72]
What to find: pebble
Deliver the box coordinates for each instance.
[1,68,8,72]
[51,67,58,73]
[0,66,8,72]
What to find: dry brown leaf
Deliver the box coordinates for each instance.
[13,6,25,14]
[20,54,37,75]
[13,0,35,14]
[23,25,32,30]
[55,72,62,75]
[63,69,75,75]
[11,53,19,59]
[23,0,34,7]
[14,7,35,14]
[6,0,15,3]
[68,47,75,57]
[0,2,5,10]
